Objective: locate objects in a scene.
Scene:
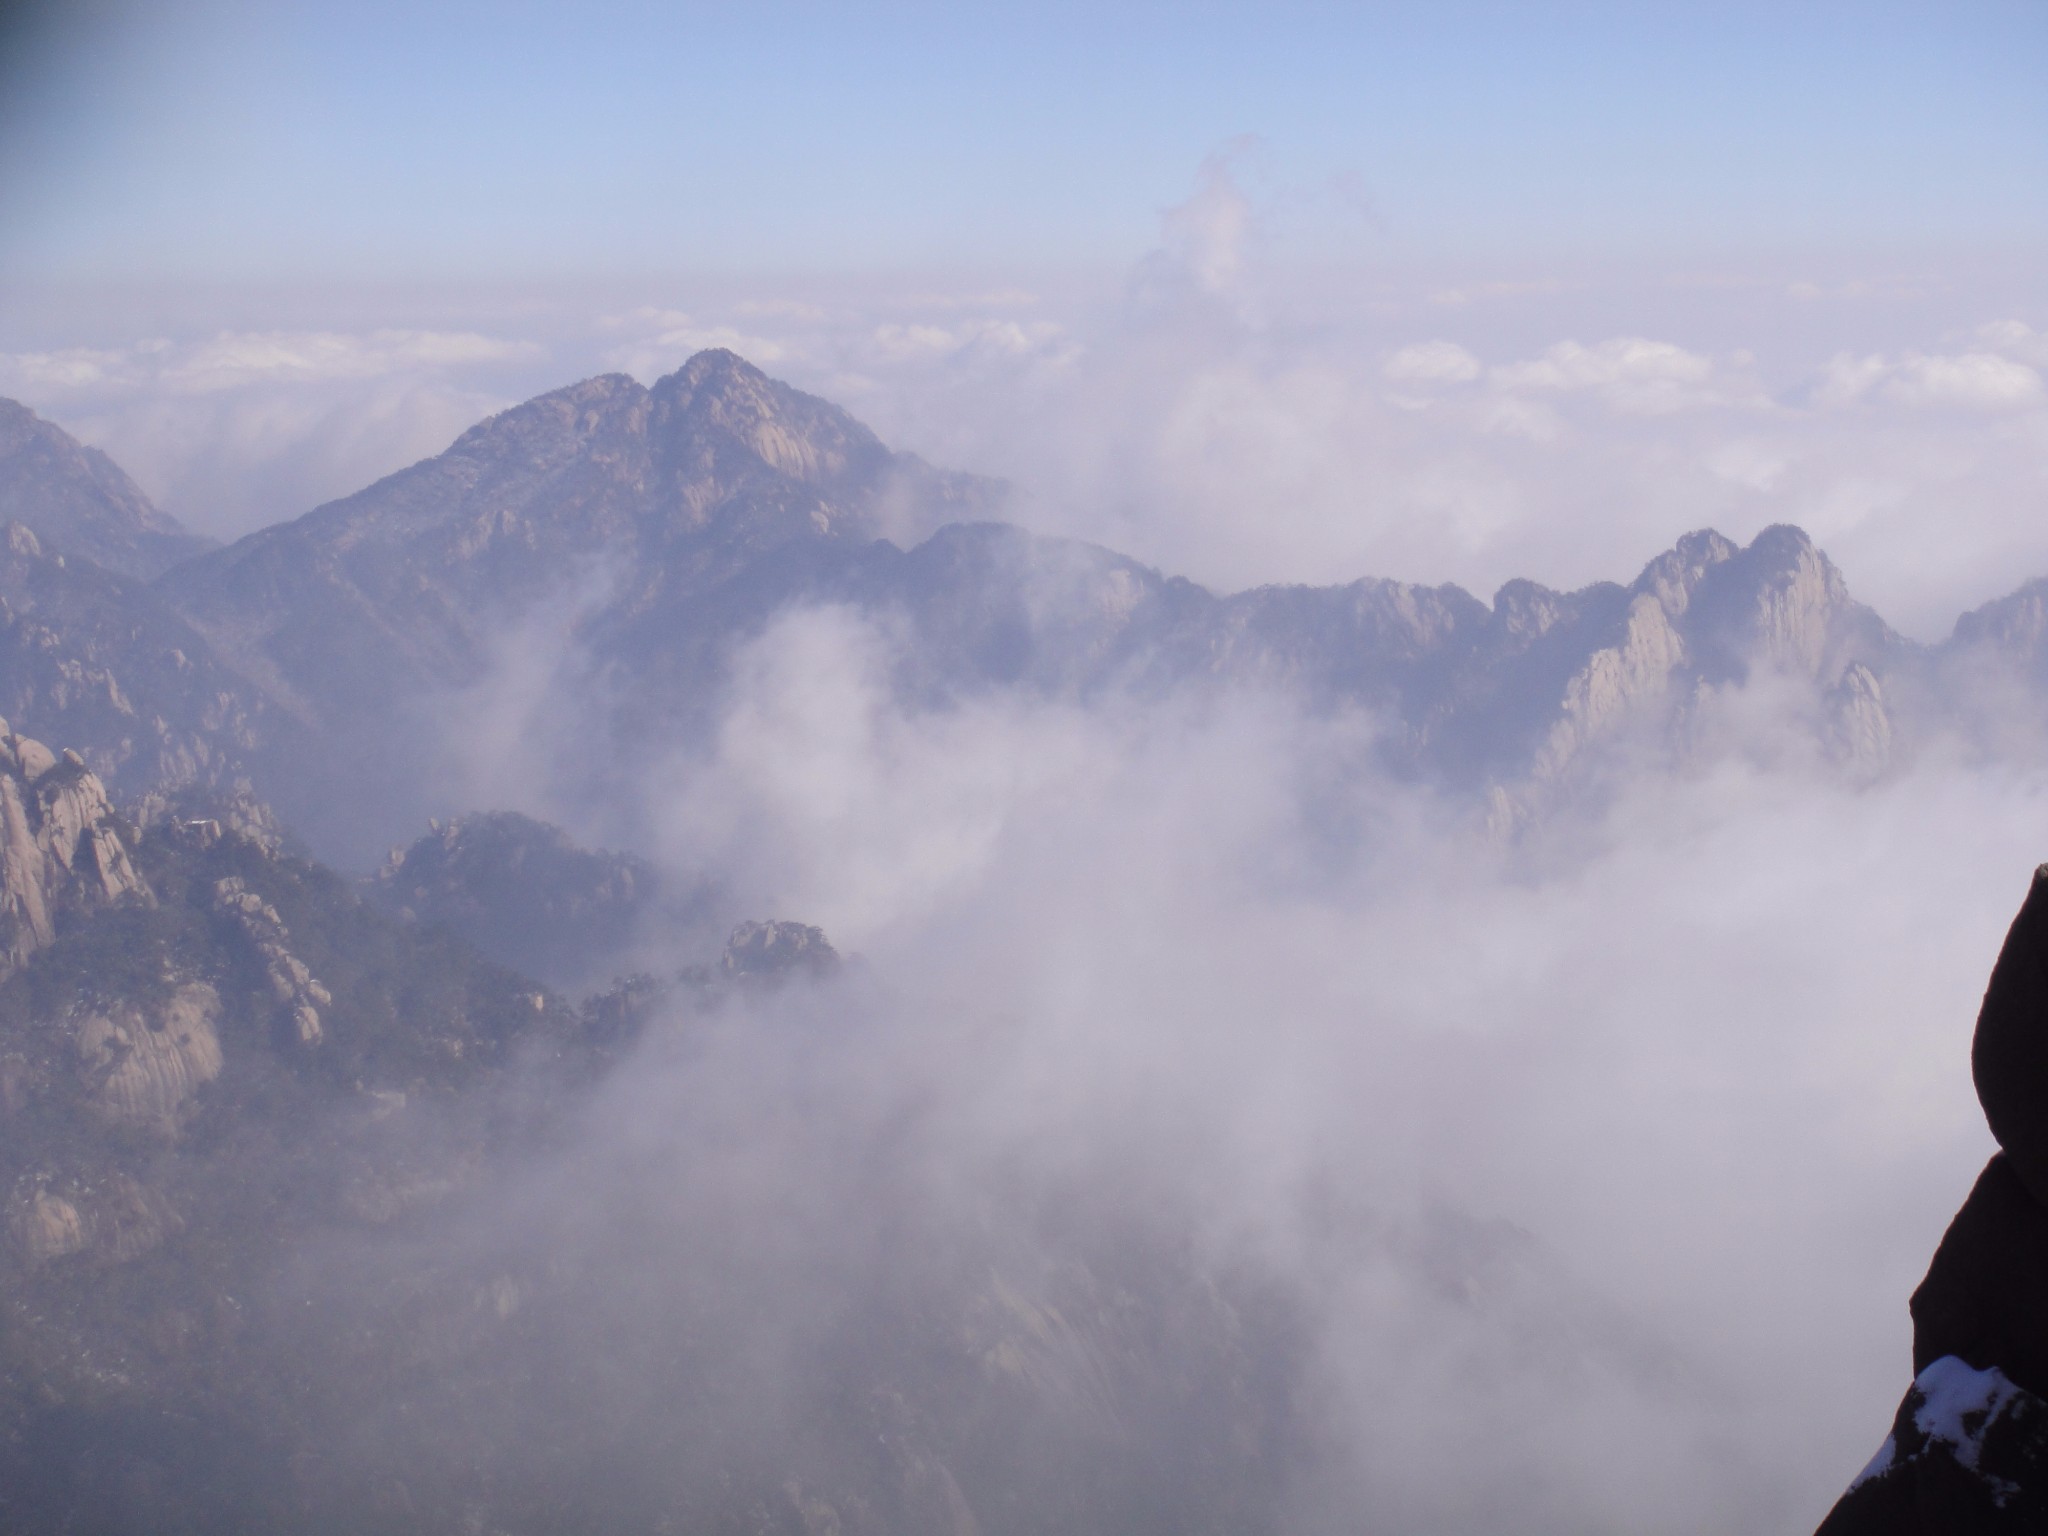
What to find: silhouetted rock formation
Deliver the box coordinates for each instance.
[1819,865,2048,1530]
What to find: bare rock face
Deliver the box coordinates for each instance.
[1825,662,1894,778]
[7,1171,184,1267]
[213,876,331,1046]
[0,520,285,807]
[1529,593,1687,784]
[0,720,149,977]
[71,981,225,1134]
[9,1187,85,1262]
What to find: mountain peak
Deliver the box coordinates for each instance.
[648,350,889,491]
[665,347,765,389]
[0,397,210,579]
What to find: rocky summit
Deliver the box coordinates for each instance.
[1818,867,2048,1530]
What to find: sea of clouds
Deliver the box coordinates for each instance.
[3,157,2046,1530]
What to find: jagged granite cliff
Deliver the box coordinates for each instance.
[0,731,595,1532]
[0,722,149,978]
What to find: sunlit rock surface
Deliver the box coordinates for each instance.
[72,981,225,1133]
[0,722,149,976]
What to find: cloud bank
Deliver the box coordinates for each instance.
[299,596,2034,1531]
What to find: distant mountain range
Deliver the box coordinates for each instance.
[0,354,2025,1534]
[4,350,2047,863]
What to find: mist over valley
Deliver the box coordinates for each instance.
[0,326,2041,1529]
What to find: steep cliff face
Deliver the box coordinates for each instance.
[0,399,211,580]
[0,722,149,977]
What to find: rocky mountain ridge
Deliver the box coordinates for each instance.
[0,399,211,580]
[0,353,2042,865]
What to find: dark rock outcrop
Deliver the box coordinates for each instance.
[1819,1358,2048,1532]
[1819,866,2048,1528]
[1973,868,2048,1207]
[369,811,663,989]
[1910,1154,2048,1399]
[721,917,839,982]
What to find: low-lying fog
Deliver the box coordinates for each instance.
[358,599,2018,1532]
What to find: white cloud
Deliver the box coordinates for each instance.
[162,328,540,391]
[868,317,1066,363]
[895,287,1042,311]
[0,344,149,393]
[1815,352,1894,407]
[1489,337,1731,415]
[1706,440,1792,493]
[1816,347,2046,411]
[1887,351,2045,409]
[1383,340,1482,386]
[0,325,548,534]
[600,313,794,378]
[497,601,2039,1530]
[1976,318,2041,359]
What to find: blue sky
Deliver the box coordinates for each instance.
[3,0,2043,280]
